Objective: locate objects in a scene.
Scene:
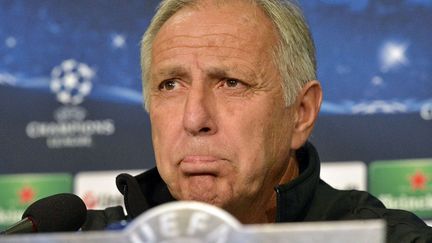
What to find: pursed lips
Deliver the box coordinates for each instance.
[179,155,223,175]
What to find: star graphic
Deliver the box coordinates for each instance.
[410,170,427,191]
[380,41,409,72]
[111,34,126,49]
[18,186,36,204]
[5,36,17,48]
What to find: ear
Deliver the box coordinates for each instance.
[290,80,322,150]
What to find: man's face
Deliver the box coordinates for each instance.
[148,1,297,219]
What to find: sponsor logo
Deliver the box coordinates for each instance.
[81,191,124,210]
[18,186,36,204]
[0,209,22,227]
[25,59,116,149]
[369,159,432,218]
[321,161,367,190]
[50,59,94,106]
[74,170,142,211]
[0,174,72,230]
[378,194,432,212]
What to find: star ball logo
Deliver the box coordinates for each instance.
[50,59,94,106]
[25,59,116,149]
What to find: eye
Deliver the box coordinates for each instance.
[158,79,177,91]
[225,79,239,88]
[221,78,247,89]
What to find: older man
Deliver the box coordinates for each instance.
[84,0,432,241]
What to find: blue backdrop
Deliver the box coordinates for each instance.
[0,0,431,173]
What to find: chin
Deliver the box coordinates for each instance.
[190,197,220,206]
[182,190,220,205]
[174,176,232,206]
[181,188,226,207]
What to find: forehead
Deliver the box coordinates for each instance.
[152,0,278,58]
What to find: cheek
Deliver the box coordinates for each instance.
[225,108,272,170]
[149,108,181,174]
[265,110,295,171]
[149,102,183,145]
[232,102,293,173]
[151,122,180,191]
[149,111,164,155]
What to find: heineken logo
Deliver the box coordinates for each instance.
[0,174,72,230]
[410,170,428,191]
[379,194,432,212]
[18,186,36,205]
[369,159,432,218]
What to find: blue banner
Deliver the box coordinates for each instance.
[0,0,431,173]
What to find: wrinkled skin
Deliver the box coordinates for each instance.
[148,0,322,223]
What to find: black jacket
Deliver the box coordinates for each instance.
[82,143,432,242]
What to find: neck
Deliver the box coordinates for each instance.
[264,154,299,223]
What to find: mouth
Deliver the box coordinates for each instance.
[179,155,223,175]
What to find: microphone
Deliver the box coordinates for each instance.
[0,193,87,235]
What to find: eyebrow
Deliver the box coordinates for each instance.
[154,65,231,79]
[155,66,189,78]
[153,63,256,84]
[206,67,229,80]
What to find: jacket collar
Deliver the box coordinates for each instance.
[116,168,175,219]
[275,142,321,222]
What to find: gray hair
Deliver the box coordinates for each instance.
[141,0,316,110]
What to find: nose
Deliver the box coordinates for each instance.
[182,87,217,136]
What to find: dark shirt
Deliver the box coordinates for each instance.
[82,142,432,242]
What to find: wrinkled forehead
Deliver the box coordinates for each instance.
[180,0,263,22]
[153,0,278,54]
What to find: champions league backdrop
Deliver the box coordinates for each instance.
[0,0,158,173]
[0,0,431,228]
